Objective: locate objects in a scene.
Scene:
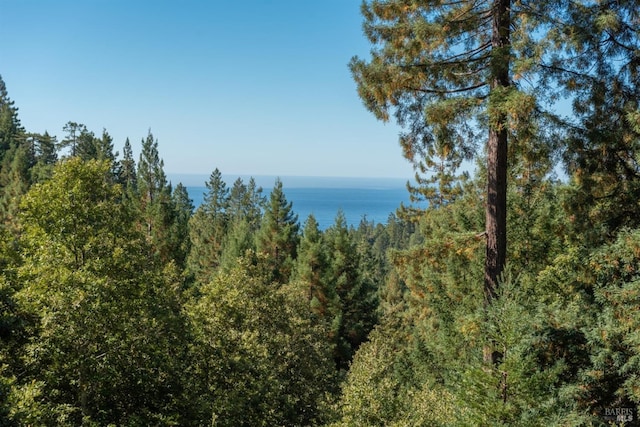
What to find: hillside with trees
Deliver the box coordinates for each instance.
[1,0,640,425]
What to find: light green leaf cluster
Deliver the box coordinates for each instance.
[13,158,188,425]
[186,254,336,426]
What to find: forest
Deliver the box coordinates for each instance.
[2,0,640,425]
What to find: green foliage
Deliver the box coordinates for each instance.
[218,177,265,272]
[3,11,640,421]
[27,131,58,184]
[187,168,229,282]
[335,324,459,427]
[256,178,299,285]
[117,137,137,191]
[293,215,335,321]
[186,254,336,426]
[136,130,179,263]
[451,271,576,426]
[226,176,264,228]
[576,230,640,417]
[0,76,23,165]
[349,0,566,206]
[171,182,194,270]
[0,139,33,228]
[14,158,189,425]
[323,211,378,370]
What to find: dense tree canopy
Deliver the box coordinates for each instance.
[0,2,640,422]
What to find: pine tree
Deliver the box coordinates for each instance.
[136,130,175,262]
[29,131,58,183]
[256,178,299,285]
[187,168,229,283]
[349,1,579,362]
[325,210,377,370]
[218,177,266,271]
[58,121,85,158]
[0,76,22,165]
[171,183,194,271]
[293,214,336,319]
[117,137,137,194]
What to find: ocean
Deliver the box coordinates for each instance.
[181,175,417,230]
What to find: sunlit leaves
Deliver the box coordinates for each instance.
[15,158,188,425]
[187,255,335,426]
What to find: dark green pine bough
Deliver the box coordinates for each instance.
[350,0,635,363]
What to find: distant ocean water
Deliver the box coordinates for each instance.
[182,176,417,230]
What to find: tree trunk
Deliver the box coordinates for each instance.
[484,0,510,365]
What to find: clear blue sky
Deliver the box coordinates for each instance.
[0,0,415,179]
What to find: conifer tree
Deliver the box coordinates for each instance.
[136,130,175,262]
[293,214,336,320]
[58,121,85,158]
[28,132,58,183]
[219,177,266,272]
[256,178,299,285]
[0,139,33,228]
[226,176,264,228]
[119,137,137,188]
[0,76,27,226]
[94,129,117,163]
[350,0,577,350]
[0,76,22,165]
[75,125,98,161]
[187,168,229,283]
[325,210,377,370]
[171,183,194,271]
[558,2,640,244]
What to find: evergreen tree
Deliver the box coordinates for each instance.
[218,177,265,272]
[0,76,27,226]
[226,176,264,228]
[293,214,337,321]
[187,168,229,283]
[171,183,194,272]
[558,1,640,245]
[136,130,175,262]
[325,210,377,370]
[118,137,137,191]
[349,1,583,365]
[256,178,299,285]
[75,125,98,161]
[0,222,26,427]
[558,229,640,420]
[0,75,22,165]
[28,131,58,183]
[65,125,118,165]
[0,138,33,228]
[58,121,84,158]
[93,128,117,163]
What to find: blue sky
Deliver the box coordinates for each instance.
[0,1,415,179]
